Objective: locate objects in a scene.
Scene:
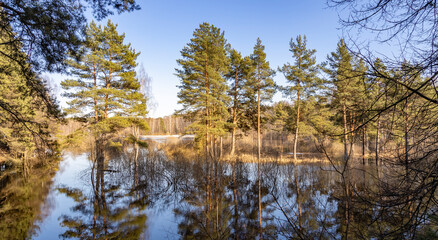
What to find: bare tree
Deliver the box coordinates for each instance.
[138,64,157,114]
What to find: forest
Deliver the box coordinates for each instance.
[1,0,438,239]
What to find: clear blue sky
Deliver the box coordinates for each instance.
[54,0,345,117]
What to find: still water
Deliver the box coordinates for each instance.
[1,146,379,239]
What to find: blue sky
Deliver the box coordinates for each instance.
[54,0,346,117]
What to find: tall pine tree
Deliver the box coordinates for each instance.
[325,39,355,162]
[280,35,319,161]
[250,38,276,160]
[225,49,254,156]
[100,20,142,119]
[61,21,103,122]
[250,38,275,234]
[176,22,230,157]
[62,20,147,139]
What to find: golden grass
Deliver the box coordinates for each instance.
[219,153,330,164]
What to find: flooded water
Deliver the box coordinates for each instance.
[0,146,401,239]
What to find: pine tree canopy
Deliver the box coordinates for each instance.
[62,20,147,127]
[176,22,230,144]
[250,38,276,102]
[280,35,319,99]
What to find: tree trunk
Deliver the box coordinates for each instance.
[104,66,111,119]
[362,119,366,164]
[343,103,348,163]
[405,98,409,173]
[231,127,236,156]
[231,70,238,156]
[294,90,300,161]
[220,136,223,158]
[257,74,262,236]
[376,116,380,165]
[93,64,98,123]
[350,112,355,159]
[257,87,261,160]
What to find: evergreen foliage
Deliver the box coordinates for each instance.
[61,20,148,149]
[250,38,276,159]
[62,20,146,122]
[225,49,255,155]
[280,35,319,160]
[324,39,356,161]
[0,26,59,166]
[176,22,230,150]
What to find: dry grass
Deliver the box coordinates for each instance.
[221,153,330,164]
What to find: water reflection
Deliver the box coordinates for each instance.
[52,147,342,239]
[1,145,404,239]
[0,163,58,240]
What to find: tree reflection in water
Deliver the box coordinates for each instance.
[57,143,149,239]
[50,144,414,239]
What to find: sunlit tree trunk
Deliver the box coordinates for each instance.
[231,71,238,156]
[343,103,348,162]
[404,98,409,173]
[104,63,111,119]
[362,119,366,164]
[93,64,98,123]
[293,89,300,161]
[257,77,262,234]
[376,116,380,165]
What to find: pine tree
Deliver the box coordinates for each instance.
[351,58,369,163]
[250,38,276,160]
[176,22,230,157]
[325,39,355,162]
[61,21,103,122]
[249,38,275,234]
[370,58,389,164]
[99,19,142,119]
[225,49,254,156]
[280,35,319,161]
[62,20,147,139]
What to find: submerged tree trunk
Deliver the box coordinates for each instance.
[258,161,262,237]
[294,164,302,229]
[232,161,239,239]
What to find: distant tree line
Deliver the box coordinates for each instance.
[145,116,191,135]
